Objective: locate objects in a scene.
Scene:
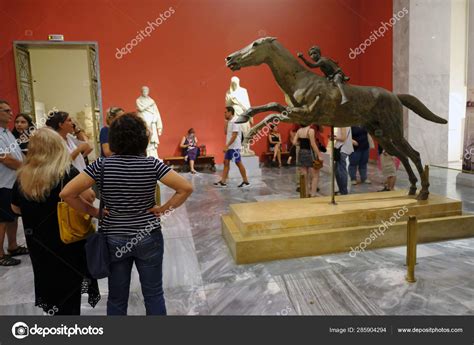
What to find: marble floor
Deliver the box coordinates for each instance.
[1,164,473,315]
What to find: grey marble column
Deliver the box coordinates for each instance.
[393,0,410,138]
[393,0,451,165]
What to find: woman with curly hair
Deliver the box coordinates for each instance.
[61,113,193,315]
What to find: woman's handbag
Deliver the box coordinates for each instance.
[85,159,110,279]
[311,149,324,170]
[58,180,95,244]
[317,141,327,153]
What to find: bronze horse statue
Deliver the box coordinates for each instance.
[225,37,447,200]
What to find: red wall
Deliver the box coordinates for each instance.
[0,0,392,162]
[357,0,394,159]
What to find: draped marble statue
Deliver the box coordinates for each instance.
[136,86,163,158]
[225,76,255,156]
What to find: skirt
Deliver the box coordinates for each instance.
[298,149,314,168]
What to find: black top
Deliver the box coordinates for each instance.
[299,137,311,150]
[11,167,100,313]
[12,132,29,155]
[269,134,280,148]
[351,126,369,151]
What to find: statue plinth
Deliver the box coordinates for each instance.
[227,155,261,178]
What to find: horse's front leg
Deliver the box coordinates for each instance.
[234,102,288,123]
[243,113,291,145]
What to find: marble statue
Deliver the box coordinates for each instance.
[225,76,255,156]
[225,37,448,200]
[136,86,163,158]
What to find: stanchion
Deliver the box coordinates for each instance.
[330,126,337,205]
[299,174,306,198]
[406,216,418,283]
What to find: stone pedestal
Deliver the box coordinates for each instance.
[222,191,474,264]
[227,155,261,179]
[456,172,474,187]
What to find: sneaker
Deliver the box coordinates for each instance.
[351,180,358,185]
[213,181,227,187]
[237,181,250,188]
[363,179,372,184]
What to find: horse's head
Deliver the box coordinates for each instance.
[226,37,277,71]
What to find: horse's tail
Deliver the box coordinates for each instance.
[397,94,447,124]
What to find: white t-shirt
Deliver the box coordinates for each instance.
[226,120,242,150]
[0,128,23,189]
[335,127,354,155]
[65,133,87,172]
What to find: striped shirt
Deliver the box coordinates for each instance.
[84,155,171,237]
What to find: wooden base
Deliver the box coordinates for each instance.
[221,191,474,264]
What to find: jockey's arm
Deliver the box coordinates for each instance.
[299,55,319,69]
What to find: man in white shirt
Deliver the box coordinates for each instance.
[334,127,353,195]
[0,100,27,266]
[214,107,249,187]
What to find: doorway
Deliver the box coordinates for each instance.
[13,41,103,160]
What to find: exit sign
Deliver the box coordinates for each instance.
[48,34,64,41]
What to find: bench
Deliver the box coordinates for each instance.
[163,155,216,172]
[263,151,292,166]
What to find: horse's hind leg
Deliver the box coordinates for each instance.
[380,139,418,196]
[393,137,429,200]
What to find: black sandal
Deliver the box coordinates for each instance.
[8,245,29,257]
[0,255,21,266]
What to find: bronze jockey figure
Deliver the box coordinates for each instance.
[297,46,350,105]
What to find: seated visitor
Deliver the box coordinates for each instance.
[12,113,34,155]
[46,111,92,172]
[11,128,100,315]
[100,106,124,157]
[180,128,199,174]
[268,124,282,168]
[60,113,193,315]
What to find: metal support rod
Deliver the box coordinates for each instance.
[406,216,418,283]
[330,126,337,205]
[299,173,306,198]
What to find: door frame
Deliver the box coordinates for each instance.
[12,41,104,149]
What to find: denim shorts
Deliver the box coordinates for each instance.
[224,149,241,163]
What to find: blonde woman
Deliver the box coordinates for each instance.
[10,128,100,315]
